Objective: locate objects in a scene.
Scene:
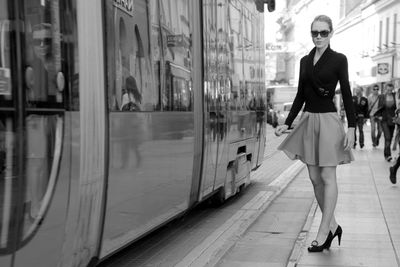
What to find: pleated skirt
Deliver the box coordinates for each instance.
[277,112,354,166]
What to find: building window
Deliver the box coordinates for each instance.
[340,0,363,17]
[394,14,397,45]
[386,17,389,47]
[379,20,382,50]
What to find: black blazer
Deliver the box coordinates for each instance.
[352,96,368,118]
[285,46,356,128]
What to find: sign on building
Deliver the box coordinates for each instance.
[376,57,392,82]
[113,0,134,16]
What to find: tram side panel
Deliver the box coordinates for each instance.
[56,1,109,266]
[11,115,72,267]
[100,0,195,257]
[252,10,267,169]
[102,113,194,256]
[201,0,227,200]
[200,0,266,201]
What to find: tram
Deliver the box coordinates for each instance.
[0,0,274,266]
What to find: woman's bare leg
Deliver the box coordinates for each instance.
[307,165,338,235]
[314,166,338,244]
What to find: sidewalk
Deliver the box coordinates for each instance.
[217,131,400,267]
[295,141,400,267]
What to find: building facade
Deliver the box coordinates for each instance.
[335,0,400,95]
[274,0,400,97]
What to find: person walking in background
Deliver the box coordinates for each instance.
[392,87,400,151]
[390,158,399,184]
[368,84,382,147]
[275,15,355,253]
[352,87,368,149]
[375,83,396,162]
[389,86,400,184]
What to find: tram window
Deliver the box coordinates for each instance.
[0,2,12,226]
[105,0,193,112]
[105,0,159,112]
[171,76,192,111]
[159,0,193,112]
[0,0,77,249]
[228,3,245,111]
[150,2,162,111]
[22,0,67,108]
[0,3,12,102]
[21,0,73,238]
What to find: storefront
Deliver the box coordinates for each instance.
[371,48,399,93]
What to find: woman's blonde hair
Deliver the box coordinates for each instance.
[311,15,333,32]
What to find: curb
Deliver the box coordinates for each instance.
[286,199,318,267]
[175,160,305,267]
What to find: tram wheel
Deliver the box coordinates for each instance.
[210,188,226,207]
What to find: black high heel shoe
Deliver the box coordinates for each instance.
[325,225,343,249]
[307,231,333,252]
[332,225,343,246]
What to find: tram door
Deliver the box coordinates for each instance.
[201,0,229,198]
[0,1,74,266]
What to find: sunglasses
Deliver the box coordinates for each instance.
[373,88,379,91]
[311,30,330,38]
[33,38,52,46]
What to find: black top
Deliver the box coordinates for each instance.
[352,96,369,118]
[284,46,356,128]
[375,93,396,124]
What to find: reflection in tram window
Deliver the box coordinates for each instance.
[0,18,11,99]
[0,0,73,252]
[159,0,193,111]
[21,0,58,236]
[120,76,142,111]
[24,1,61,105]
[105,0,193,112]
[24,115,57,221]
[228,2,243,111]
[106,0,158,111]
[0,120,4,173]
[172,77,192,111]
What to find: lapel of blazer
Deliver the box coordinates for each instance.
[305,46,334,91]
[313,45,333,72]
[305,48,317,88]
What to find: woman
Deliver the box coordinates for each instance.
[275,15,355,252]
[120,75,142,111]
[375,83,396,161]
[393,89,400,151]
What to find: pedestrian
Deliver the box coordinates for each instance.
[368,84,382,147]
[391,88,400,151]
[275,15,355,252]
[390,162,398,184]
[375,83,396,162]
[352,87,368,149]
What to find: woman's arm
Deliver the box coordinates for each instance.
[284,58,306,128]
[338,55,356,128]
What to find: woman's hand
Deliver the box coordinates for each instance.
[344,127,355,150]
[275,124,289,136]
